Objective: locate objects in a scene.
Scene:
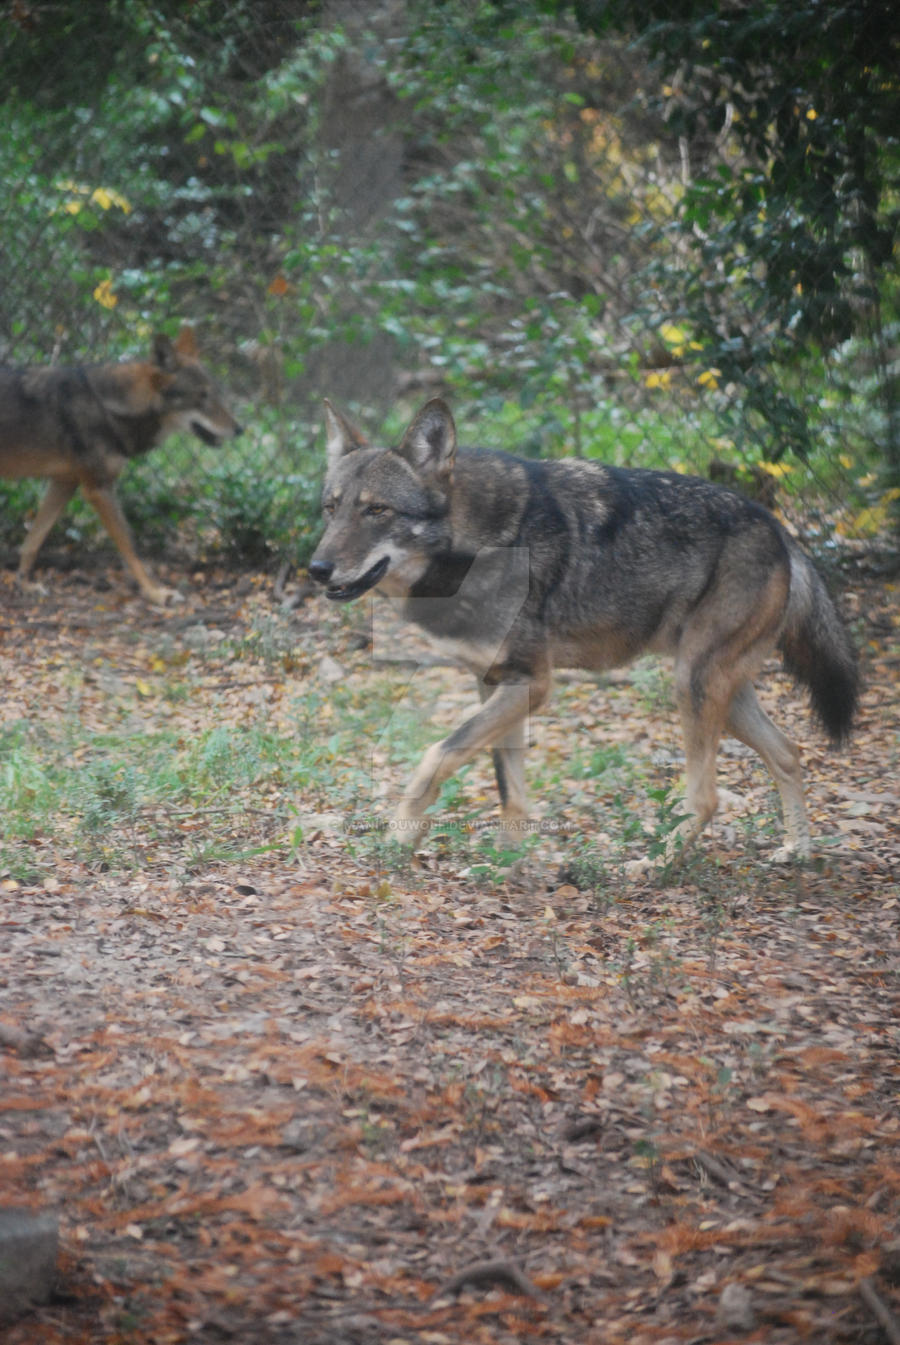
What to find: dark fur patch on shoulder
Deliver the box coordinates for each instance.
[409,551,477,600]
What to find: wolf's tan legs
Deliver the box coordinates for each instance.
[658,568,791,867]
[80,482,177,606]
[17,478,78,581]
[626,677,810,877]
[668,688,727,862]
[479,679,528,823]
[726,681,810,860]
[393,676,547,840]
[18,477,175,605]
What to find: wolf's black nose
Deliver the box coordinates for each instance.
[308,559,334,584]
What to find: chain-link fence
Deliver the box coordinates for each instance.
[1,0,897,576]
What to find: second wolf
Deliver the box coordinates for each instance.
[0,326,241,604]
[309,399,858,864]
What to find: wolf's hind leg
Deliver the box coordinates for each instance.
[726,681,810,861]
[18,478,78,581]
[661,561,790,866]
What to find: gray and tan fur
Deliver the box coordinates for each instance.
[0,326,241,604]
[310,398,859,864]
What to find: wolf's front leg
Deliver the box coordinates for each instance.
[392,681,536,841]
[479,679,528,823]
[82,483,180,606]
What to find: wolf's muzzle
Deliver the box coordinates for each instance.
[190,418,242,446]
[308,555,389,601]
[308,558,335,585]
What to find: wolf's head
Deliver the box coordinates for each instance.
[151,327,243,447]
[309,399,456,601]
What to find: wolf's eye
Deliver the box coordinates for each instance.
[322,500,336,516]
[364,503,390,517]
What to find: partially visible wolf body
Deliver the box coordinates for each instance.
[309,399,859,864]
[0,327,241,604]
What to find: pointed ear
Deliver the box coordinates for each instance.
[174,325,199,359]
[152,334,177,371]
[396,399,456,476]
[323,400,370,469]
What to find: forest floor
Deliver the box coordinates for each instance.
[1,553,899,1345]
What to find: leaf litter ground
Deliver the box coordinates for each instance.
[1,558,898,1345]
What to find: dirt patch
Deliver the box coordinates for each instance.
[1,560,899,1344]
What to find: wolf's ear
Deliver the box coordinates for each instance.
[152,334,177,371]
[323,400,370,468]
[173,325,199,359]
[396,399,456,477]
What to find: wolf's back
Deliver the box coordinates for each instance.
[779,548,859,745]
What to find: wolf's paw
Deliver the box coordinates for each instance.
[15,575,50,598]
[494,814,533,844]
[389,814,431,847]
[143,583,185,608]
[769,842,811,865]
[716,788,746,815]
[623,856,656,881]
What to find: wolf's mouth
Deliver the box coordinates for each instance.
[191,420,224,447]
[325,555,390,601]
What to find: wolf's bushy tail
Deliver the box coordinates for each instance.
[779,550,859,745]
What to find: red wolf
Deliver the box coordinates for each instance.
[0,327,241,604]
[310,398,859,868]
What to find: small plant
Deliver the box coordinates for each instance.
[629,658,674,715]
[467,826,540,887]
[604,790,651,864]
[80,759,142,835]
[644,785,692,874]
[202,461,285,566]
[555,838,610,913]
[361,833,416,880]
[0,723,57,840]
[631,1135,662,1189]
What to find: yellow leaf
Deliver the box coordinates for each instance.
[757,460,793,478]
[135,678,152,697]
[645,370,673,390]
[845,502,892,537]
[93,278,118,309]
[56,179,130,216]
[91,186,131,213]
[659,322,687,348]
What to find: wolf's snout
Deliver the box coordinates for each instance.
[308,558,334,584]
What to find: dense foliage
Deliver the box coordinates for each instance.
[1,0,897,563]
[550,0,900,465]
